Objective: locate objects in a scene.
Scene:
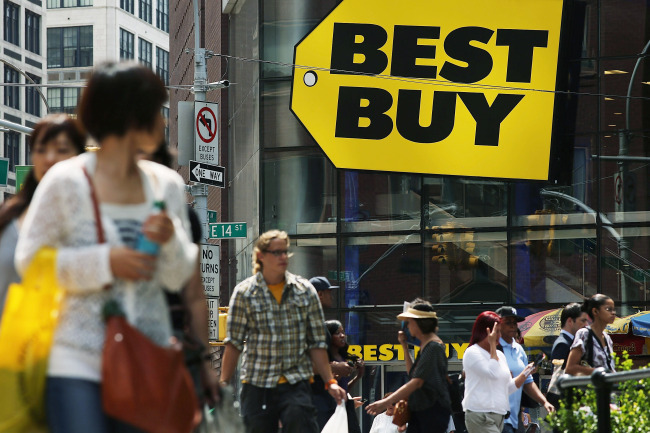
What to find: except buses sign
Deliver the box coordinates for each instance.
[291,0,564,180]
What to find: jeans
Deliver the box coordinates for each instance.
[502,422,517,433]
[46,377,145,433]
[241,381,319,433]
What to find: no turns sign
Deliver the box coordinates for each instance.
[194,102,219,164]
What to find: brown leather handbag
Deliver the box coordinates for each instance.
[83,167,198,433]
[102,310,198,433]
[392,399,411,427]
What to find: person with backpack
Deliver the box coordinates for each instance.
[565,294,617,375]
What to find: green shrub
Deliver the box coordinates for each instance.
[546,352,650,433]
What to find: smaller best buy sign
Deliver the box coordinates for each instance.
[291,0,564,180]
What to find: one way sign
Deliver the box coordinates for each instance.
[189,160,225,188]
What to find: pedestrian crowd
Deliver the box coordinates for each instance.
[0,61,624,433]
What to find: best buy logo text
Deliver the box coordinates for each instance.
[291,0,564,180]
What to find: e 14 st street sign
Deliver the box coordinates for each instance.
[209,222,247,239]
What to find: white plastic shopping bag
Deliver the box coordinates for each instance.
[321,402,348,433]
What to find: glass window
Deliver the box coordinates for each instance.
[47,87,80,114]
[25,10,40,54]
[4,65,19,109]
[120,0,134,14]
[601,227,650,315]
[262,149,337,235]
[25,74,41,116]
[285,239,338,303]
[423,177,507,229]
[261,0,338,78]
[342,171,421,233]
[4,1,19,46]
[510,228,597,305]
[425,230,509,304]
[599,158,649,217]
[262,80,316,148]
[161,105,169,142]
[120,28,134,60]
[340,235,421,310]
[139,0,152,24]
[156,0,168,33]
[600,59,640,138]
[601,0,648,57]
[156,47,168,85]
[4,131,20,171]
[138,38,152,68]
[48,0,92,7]
[47,26,93,68]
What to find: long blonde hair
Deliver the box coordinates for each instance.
[252,230,291,275]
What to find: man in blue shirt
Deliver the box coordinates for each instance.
[496,306,555,433]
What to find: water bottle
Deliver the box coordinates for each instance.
[136,200,166,255]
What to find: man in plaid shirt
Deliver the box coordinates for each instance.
[220,230,345,433]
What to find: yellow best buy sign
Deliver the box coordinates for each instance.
[291,0,564,180]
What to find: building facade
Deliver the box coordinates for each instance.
[223,0,649,427]
[0,0,46,199]
[172,0,650,430]
[45,0,169,125]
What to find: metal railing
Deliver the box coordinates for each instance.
[557,367,650,433]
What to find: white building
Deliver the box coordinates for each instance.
[0,0,47,198]
[1,0,169,201]
[45,0,170,114]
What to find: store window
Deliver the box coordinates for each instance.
[25,10,40,54]
[601,0,647,57]
[4,1,19,46]
[119,28,134,60]
[156,47,168,85]
[601,227,650,314]
[139,0,152,24]
[342,171,421,233]
[25,74,41,116]
[425,230,509,304]
[4,65,19,109]
[284,240,338,305]
[138,38,152,68]
[340,235,421,308]
[262,149,337,235]
[156,0,168,33]
[47,26,93,68]
[261,0,338,78]
[423,177,507,229]
[261,80,316,149]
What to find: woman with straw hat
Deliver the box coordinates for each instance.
[366,299,451,433]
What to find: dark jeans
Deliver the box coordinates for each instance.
[46,377,145,433]
[406,402,451,433]
[241,381,319,433]
[502,422,517,433]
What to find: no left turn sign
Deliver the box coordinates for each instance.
[196,106,217,143]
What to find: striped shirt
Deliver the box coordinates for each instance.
[224,271,328,388]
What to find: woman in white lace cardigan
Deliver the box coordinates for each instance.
[15,62,198,433]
